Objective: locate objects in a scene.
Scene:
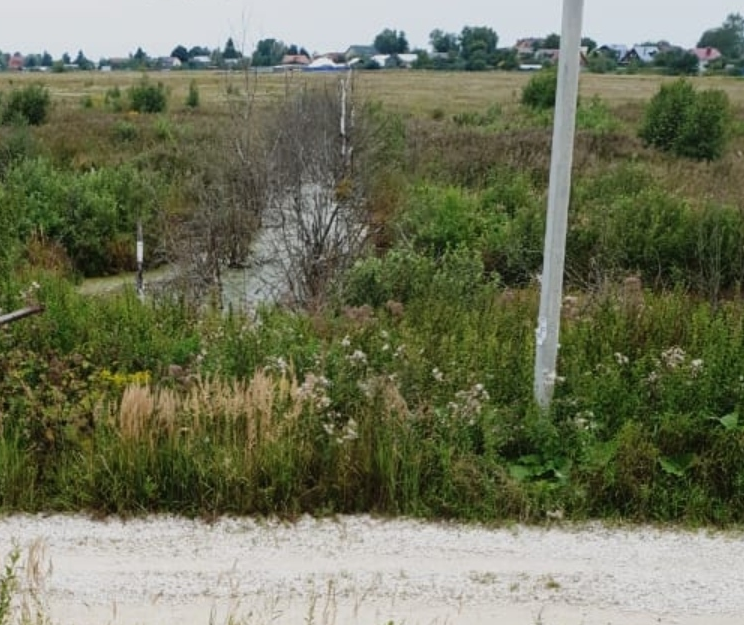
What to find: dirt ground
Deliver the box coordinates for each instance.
[1,513,743,625]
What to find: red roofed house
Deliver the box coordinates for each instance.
[8,53,24,71]
[691,47,722,72]
[280,54,310,67]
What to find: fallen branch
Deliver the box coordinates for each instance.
[0,305,45,327]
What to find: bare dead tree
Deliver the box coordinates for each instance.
[259,71,376,309]
[161,71,271,310]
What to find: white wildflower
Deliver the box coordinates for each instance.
[690,358,704,377]
[347,349,367,365]
[661,346,686,369]
[614,352,629,366]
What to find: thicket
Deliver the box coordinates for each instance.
[0,158,164,276]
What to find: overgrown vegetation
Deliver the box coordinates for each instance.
[1,70,744,526]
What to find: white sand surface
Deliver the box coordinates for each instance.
[1,513,742,624]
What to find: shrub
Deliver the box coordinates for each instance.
[675,89,731,161]
[112,120,138,143]
[639,79,730,161]
[521,69,557,110]
[128,79,168,113]
[104,85,124,112]
[1,84,51,126]
[185,79,200,108]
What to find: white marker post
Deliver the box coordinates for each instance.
[534,0,585,409]
[136,220,144,301]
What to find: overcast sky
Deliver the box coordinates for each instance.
[2,0,739,60]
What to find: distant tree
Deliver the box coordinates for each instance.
[23,55,39,69]
[581,37,598,53]
[74,50,93,70]
[373,29,409,54]
[223,37,241,60]
[587,53,617,73]
[459,26,498,70]
[542,33,561,49]
[171,45,189,63]
[494,48,519,70]
[429,29,459,54]
[251,38,285,66]
[61,52,71,64]
[655,47,700,75]
[188,46,210,59]
[698,12,744,59]
[284,44,310,58]
[132,47,148,69]
[40,51,53,67]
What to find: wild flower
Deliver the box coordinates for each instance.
[341,418,358,442]
[614,352,629,366]
[449,383,490,424]
[322,417,359,444]
[574,410,596,431]
[689,358,704,377]
[265,355,289,374]
[431,367,444,382]
[341,335,351,348]
[347,350,367,365]
[19,281,41,304]
[297,372,332,412]
[661,346,686,369]
[97,368,151,388]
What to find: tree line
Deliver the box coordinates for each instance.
[2,13,743,74]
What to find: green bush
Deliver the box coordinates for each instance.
[0,158,163,276]
[1,84,51,126]
[104,86,124,112]
[639,79,730,161]
[521,69,557,110]
[185,79,200,108]
[675,89,731,161]
[128,79,168,113]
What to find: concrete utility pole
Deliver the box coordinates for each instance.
[534,0,585,409]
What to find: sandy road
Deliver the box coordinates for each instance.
[1,513,743,624]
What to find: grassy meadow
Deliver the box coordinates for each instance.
[2,68,744,525]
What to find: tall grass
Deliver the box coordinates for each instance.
[2,272,744,523]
